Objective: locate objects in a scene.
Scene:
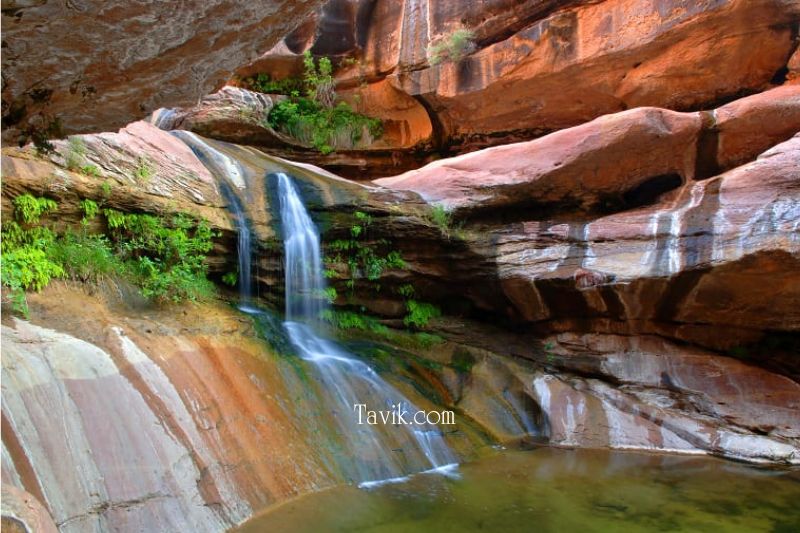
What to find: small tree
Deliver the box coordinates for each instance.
[303,51,336,108]
[427,28,477,65]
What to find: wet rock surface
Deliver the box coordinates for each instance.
[3,3,800,528]
[0,284,480,531]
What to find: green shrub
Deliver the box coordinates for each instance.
[323,286,338,303]
[243,73,304,95]
[102,210,216,302]
[266,52,382,153]
[425,203,463,239]
[430,204,452,228]
[134,156,154,182]
[64,137,87,170]
[320,309,389,335]
[12,194,58,224]
[80,164,101,177]
[397,284,415,298]
[427,28,476,65]
[222,271,238,287]
[1,193,219,316]
[1,195,62,316]
[80,199,99,220]
[303,51,335,108]
[268,99,382,154]
[325,210,406,292]
[403,300,441,329]
[50,232,121,283]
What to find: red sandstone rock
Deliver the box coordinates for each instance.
[0,485,58,533]
[788,46,800,83]
[492,133,800,347]
[452,335,800,463]
[343,0,798,149]
[714,85,800,170]
[1,0,326,144]
[2,121,230,229]
[376,107,702,213]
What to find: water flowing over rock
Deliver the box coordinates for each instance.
[1,290,340,532]
[3,2,800,524]
[275,171,457,484]
[1,0,327,144]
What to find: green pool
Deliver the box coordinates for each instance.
[235,447,800,532]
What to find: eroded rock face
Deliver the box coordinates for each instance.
[0,485,58,533]
[375,87,800,216]
[376,0,798,148]
[1,122,236,248]
[429,330,800,464]
[1,296,329,531]
[376,106,702,214]
[1,0,326,144]
[249,0,799,156]
[489,133,800,348]
[0,284,480,531]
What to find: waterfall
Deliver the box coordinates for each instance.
[167,129,457,485]
[276,172,457,486]
[223,184,253,306]
[170,131,253,307]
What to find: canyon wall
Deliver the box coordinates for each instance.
[175,0,800,176]
[3,0,800,530]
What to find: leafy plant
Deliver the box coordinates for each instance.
[320,309,389,335]
[397,284,415,298]
[268,99,382,154]
[425,203,463,240]
[80,164,101,177]
[64,136,87,170]
[243,72,304,95]
[12,194,58,224]
[50,232,122,283]
[427,28,477,65]
[266,52,383,153]
[303,51,335,108]
[80,199,99,220]
[134,156,154,182]
[325,210,407,294]
[102,210,216,302]
[1,195,62,316]
[222,271,238,287]
[403,299,441,329]
[323,286,338,304]
[101,180,113,198]
[1,193,219,317]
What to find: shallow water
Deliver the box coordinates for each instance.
[235,447,800,532]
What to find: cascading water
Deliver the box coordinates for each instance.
[167,128,456,485]
[170,131,254,307]
[222,184,253,306]
[276,172,457,486]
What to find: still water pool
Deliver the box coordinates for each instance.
[235,447,800,532]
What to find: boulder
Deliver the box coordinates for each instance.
[714,85,800,171]
[375,107,701,214]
